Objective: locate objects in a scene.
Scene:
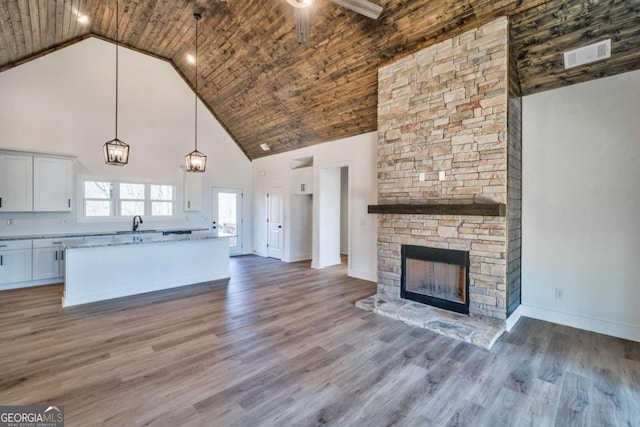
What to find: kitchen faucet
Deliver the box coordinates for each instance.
[132,215,143,232]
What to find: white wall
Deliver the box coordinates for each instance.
[251,132,378,282]
[340,166,349,254]
[0,38,252,253]
[317,167,342,268]
[288,194,312,261]
[522,69,640,341]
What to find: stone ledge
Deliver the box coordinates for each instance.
[355,294,505,350]
[367,203,506,217]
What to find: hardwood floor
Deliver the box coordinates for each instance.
[1,255,639,426]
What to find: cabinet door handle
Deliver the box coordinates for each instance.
[55,251,58,261]
[188,201,191,209]
[1,255,3,266]
[0,197,2,208]
[61,250,64,261]
[68,198,71,208]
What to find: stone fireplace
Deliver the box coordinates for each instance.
[357,16,522,345]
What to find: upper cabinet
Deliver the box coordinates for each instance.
[33,157,73,212]
[0,153,33,212]
[0,150,74,213]
[292,167,313,195]
[183,172,203,211]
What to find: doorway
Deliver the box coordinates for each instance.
[267,186,284,259]
[211,187,243,256]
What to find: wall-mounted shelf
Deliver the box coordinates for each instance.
[367,203,506,217]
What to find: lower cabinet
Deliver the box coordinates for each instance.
[0,241,33,285]
[32,239,72,281]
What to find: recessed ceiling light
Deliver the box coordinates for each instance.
[260,143,270,151]
[287,0,313,7]
[77,14,89,24]
[187,54,196,64]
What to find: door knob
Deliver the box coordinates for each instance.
[278,225,282,229]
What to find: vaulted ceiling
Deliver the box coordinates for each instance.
[1,0,639,159]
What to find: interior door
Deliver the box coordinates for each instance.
[267,187,284,259]
[211,187,242,256]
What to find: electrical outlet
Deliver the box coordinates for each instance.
[439,171,446,181]
[419,172,426,182]
[555,288,564,300]
[7,219,13,225]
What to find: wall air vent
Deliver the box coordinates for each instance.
[564,39,611,69]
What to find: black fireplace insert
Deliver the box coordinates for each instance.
[401,245,470,314]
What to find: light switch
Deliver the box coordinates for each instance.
[439,171,446,181]
[419,172,426,181]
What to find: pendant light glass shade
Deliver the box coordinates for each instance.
[185,149,206,172]
[103,0,129,166]
[185,13,207,173]
[104,138,130,165]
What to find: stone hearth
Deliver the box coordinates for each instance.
[356,295,504,350]
[357,17,522,346]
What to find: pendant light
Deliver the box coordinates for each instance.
[185,13,207,173]
[103,0,129,166]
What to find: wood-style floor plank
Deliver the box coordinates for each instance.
[0,255,639,426]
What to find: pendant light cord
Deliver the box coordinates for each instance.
[194,15,199,152]
[115,0,119,140]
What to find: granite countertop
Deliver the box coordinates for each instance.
[0,228,209,242]
[63,232,227,249]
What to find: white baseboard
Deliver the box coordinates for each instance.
[284,253,311,263]
[0,277,63,291]
[349,268,377,283]
[313,257,342,269]
[520,304,640,343]
[505,305,524,332]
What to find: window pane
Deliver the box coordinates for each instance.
[152,201,173,216]
[121,201,145,216]
[86,200,111,216]
[120,183,145,200]
[85,181,111,199]
[218,192,237,245]
[150,185,173,201]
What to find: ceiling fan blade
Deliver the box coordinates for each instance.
[330,0,383,19]
[295,7,311,43]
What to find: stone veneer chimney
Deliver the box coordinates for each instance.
[375,17,522,321]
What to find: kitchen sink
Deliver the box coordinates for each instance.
[116,229,158,234]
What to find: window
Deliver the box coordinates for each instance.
[84,181,113,217]
[119,183,145,216]
[83,180,175,218]
[150,185,173,216]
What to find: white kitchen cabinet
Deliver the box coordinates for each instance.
[0,241,33,285]
[33,156,73,212]
[0,153,33,212]
[32,247,60,280]
[292,167,313,195]
[32,238,69,280]
[183,172,203,211]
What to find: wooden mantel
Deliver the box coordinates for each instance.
[367,203,506,217]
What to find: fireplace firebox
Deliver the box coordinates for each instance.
[401,245,470,314]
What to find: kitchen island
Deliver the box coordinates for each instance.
[62,233,229,307]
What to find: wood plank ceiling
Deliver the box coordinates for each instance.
[1,0,639,159]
